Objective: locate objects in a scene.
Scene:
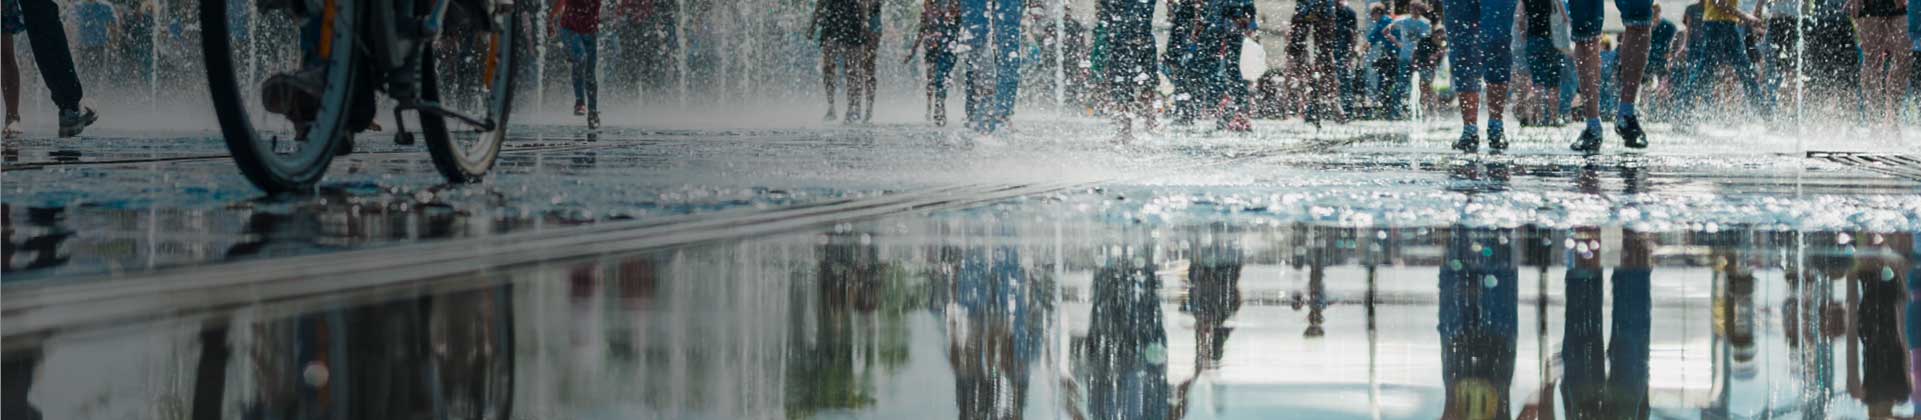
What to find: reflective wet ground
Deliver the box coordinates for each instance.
[4,120,1920,419]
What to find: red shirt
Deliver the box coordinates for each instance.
[556,0,601,34]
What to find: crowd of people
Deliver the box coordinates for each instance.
[3,0,1917,152]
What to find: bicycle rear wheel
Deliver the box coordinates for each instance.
[420,2,522,183]
[203,0,362,194]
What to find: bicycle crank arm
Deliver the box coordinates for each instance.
[402,102,497,131]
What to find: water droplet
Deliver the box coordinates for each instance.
[1483,275,1498,288]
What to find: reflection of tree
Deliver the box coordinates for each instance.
[785,232,917,418]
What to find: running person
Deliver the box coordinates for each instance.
[1096,0,1158,140]
[813,0,872,123]
[1566,0,1660,153]
[3,0,23,138]
[1438,0,1517,151]
[909,0,961,126]
[9,0,98,138]
[1670,0,1773,133]
[550,0,601,128]
[1851,0,1909,130]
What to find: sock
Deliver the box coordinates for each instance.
[1618,103,1636,119]
[1463,123,1478,137]
[1586,118,1602,132]
[1488,120,1505,135]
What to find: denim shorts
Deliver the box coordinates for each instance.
[1524,37,1566,87]
[1570,0,1654,40]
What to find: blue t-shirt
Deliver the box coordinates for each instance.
[74,1,117,48]
[1909,3,1919,50]
[1391,17,1432,62]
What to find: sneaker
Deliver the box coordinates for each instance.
[261,69,324,122]
[3,116,20,139]
[573,102,587,116]
[58,107,98,138]
[1569,125,1604,154]
[1616,113,1647,149]
[1452,130,1480,153]
[587,111,600,129]
[823,109,836,122]
[1487,124,1509,152]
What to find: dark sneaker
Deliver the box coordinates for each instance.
[1569,125,1604,154]
[587,111,600,129]
[261,69,324,122]
[1452,130,1479,153]
[1488,124,1509,152]
[1616,113,1647,149]
[58,107,98,138]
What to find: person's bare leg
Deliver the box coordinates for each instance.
[3,35,18,123]
[1616,25,1652,107]
[1575,39,1603,122]
[1859,20,1889,127]
[1460,92,1482,127]
[1488,83,1509,122]
[821,43,840,120]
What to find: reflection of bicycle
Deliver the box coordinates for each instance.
[238,286,515,420]
[201,0,525,193]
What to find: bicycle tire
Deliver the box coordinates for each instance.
[202,0,362,194]
[421,3,522,183]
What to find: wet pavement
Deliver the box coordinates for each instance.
[4,119,1920,419]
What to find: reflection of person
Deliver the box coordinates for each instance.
[2,205,73,274]
[947,245,1038,420]
[2,348,42,420]
[1183,229,1244,370]
[1065,243,1193,420]
[1437,226,1518,420]
[1847,233,1912,417]
[1558,227,1653,420]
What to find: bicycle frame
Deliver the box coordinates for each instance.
[370,0,499,131]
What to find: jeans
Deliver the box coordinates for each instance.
[961,0,1022,132]
[1680,22,1771,116]
[17,0,83,111]
[1560,268,1652,419]
[561,28,598,112]
[927,46,956,103]
[1441,0,1516,93]
[1569,0,1654,40]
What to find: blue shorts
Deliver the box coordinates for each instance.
[2,0,22,35]
[1524,38,1566,87]
[1570,0,1654,40]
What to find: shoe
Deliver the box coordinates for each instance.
[58,107,98,138]
[3,116,20,139]
[1452,130,1479,153]
[1487,124,1508,152]
[587,111,600,129]
[262,69,324,122]
[823,109,836,122]
[1616,113,1647,149]
[1569,125,1604,154]
[573,102,587,116]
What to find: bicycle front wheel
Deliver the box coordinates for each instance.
[202,0,363,193]
[420,2,523,183]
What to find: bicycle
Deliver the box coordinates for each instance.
[201,0,525,193]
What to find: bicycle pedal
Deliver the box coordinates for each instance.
[394,132,416,146]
